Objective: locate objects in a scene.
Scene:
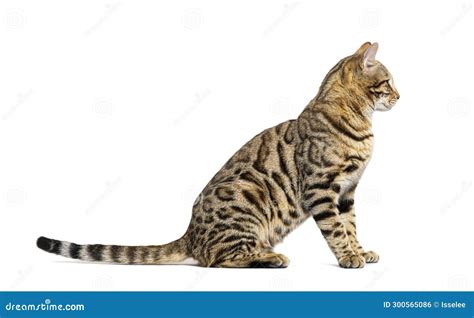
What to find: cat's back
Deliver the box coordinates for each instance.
[205,119,299,190]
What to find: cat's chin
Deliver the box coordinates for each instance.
[374,103,394,112]
[378,106,392,112]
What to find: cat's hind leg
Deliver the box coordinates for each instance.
[215,251,290,268]
[205,240,289,268]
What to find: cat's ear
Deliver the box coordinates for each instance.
[355,42,372,55]
[362,42,379,70]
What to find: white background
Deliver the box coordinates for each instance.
[1,0,473,291]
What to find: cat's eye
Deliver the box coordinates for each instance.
[374,79,389,88]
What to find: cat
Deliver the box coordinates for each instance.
[37,42,399,268]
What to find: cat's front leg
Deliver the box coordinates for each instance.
[338,187,379,263]
[303,185,365,268]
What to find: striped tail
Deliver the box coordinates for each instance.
[36,236,190,265]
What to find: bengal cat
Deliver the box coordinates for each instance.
[37,42,399,268]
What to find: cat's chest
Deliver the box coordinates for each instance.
[339,161,367,192]
[338,141,373,193]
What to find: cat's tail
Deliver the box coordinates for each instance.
[36,235,193,265]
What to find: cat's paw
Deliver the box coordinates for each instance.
[246,253,290,268]
[338,254,366,268]
[361,251,379,263]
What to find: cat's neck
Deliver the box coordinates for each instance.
[307,91,374,128]
[314,79,374,118]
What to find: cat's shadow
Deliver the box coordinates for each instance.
[52,260,200,267]
[321,263,375,269]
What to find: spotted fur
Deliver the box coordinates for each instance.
[37,42,399,268]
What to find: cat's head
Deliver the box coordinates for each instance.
[348,42,400,111]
